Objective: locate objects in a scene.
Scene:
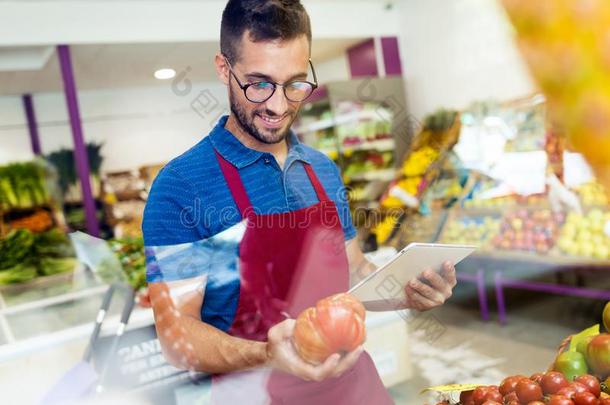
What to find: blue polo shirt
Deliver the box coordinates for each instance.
[142,115,356,330]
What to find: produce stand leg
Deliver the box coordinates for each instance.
[495,270,610,325]
[0,292,16,344]
[476,269,489,322]
[22,94,42,156]
[456,270,489,322]
[494,271,507,326]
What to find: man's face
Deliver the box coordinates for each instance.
[226,33,310,144]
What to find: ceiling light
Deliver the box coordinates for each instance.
[154,68,176,80]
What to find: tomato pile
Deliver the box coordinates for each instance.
[293,293,366,364]
[430,304,610,405]
[434,373,610,405]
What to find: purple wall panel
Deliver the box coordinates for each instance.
[381,37,403,75]
[347,39,378,78]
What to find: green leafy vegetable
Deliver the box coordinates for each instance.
[0,228,76,285]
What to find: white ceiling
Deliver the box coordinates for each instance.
[0,38,363,95]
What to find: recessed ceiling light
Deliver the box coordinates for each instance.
[154,68,176,80]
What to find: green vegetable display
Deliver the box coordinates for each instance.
[0,161,50,210]
[0,229,36,269]
[0,228,76,285]
[45,142,103,196]
[108,237,147,292]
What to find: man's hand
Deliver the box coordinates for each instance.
[266,319,363,381]
[404,261,457,311]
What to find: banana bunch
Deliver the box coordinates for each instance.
[402,146,439,177]
[374,215,400,245]
[502,0,610,192]
[380,195,404,209]
[398,178,421,196]
[380,178,422,209]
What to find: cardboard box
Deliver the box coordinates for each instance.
[363,311,412,388]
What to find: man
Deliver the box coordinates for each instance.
[143,0,457,403]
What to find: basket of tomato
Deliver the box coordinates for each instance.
[430,372,610,405]
[426,302,610,405]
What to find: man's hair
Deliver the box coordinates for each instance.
[220,0,311,64]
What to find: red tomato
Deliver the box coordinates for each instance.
[571,382,591,395]
[573,392,601,405]
[484,389,503,403]
[516,379,544,403]
[500,375,528,395]
[472,387,491,405]
[293,293,366,364]
[528,401,546,405]
[575,375,601,397]
[599,399,610,405]
[503,391,519,403]
[548,395,576,405]
[459,389,474,405]
[480,401,501,405]
[558,386,578,400]
[542,371,571,395]
[531,372,544,383]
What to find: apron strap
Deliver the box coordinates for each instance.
[303,163,331,203]
[214,150,253,217]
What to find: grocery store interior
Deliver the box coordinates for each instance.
[1,1,610,404]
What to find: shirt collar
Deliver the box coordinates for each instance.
[210,115,310,169]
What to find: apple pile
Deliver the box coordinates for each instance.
[576,183,609,207]
[442,217,501,248]
[464,195,546,210]
[557,210,610,260]
[492,209,565,254]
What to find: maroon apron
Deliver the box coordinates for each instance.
[210,151,393,404]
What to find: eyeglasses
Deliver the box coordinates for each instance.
[224,57,318,103]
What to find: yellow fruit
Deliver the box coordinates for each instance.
[381,196,404,209]
[501,0,610,194]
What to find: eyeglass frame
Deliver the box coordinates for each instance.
[223,55,319,103]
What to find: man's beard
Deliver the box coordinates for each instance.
[229,86,295,145]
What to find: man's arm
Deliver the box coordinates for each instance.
[149,280,363,380]
[149,281,267,373]
[345,238,457,311]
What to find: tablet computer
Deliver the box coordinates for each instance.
[348,243,476,305]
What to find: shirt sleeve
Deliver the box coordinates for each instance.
[142,166,209,282]
[327,160,358,241]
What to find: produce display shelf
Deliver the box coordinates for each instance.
[294,109,392,134]
[470,250,610,267]
[433,203,610,325]
[342,139,394,153]
[348,168,397,183]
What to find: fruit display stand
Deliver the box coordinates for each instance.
[437,193,610,324]
[295,77,412,215]
[369,110,463,251]
[101,170,148,238]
